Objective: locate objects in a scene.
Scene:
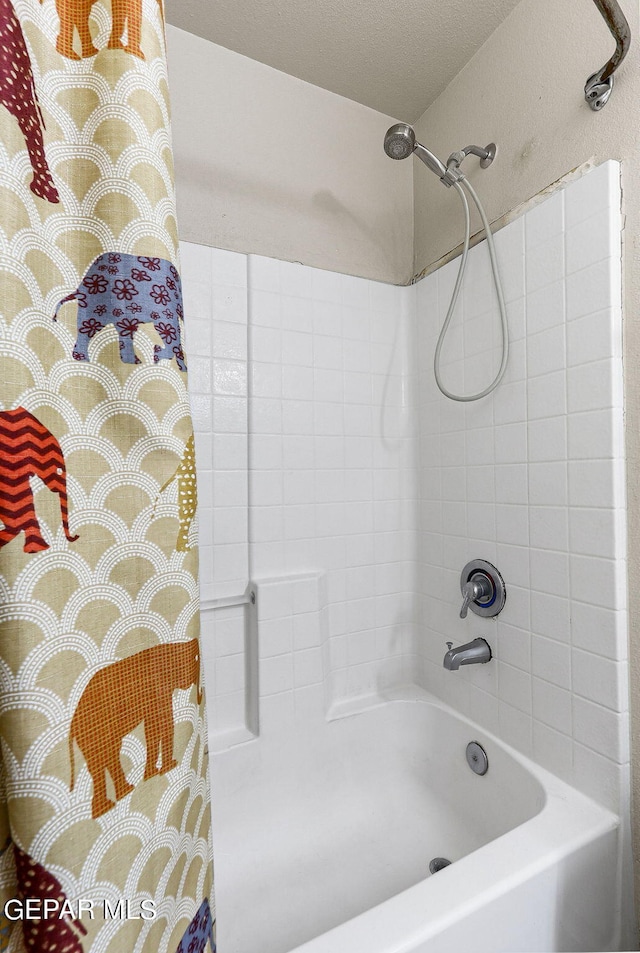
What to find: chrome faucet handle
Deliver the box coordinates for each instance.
[446,641,453,651]
[459,574,492,619]
[460,578,481,618]
[459,583,474,619]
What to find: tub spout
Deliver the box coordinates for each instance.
[443,638,492,670]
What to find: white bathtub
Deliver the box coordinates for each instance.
[211,690,622,953]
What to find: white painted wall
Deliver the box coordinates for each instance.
[166,27,414,286]
[412,0,638,277]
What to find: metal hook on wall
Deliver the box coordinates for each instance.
[585,0,631,110]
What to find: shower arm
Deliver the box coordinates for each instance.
[585,0,631,110]
[446,144,497,172]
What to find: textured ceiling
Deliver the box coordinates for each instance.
[165,0,523,121]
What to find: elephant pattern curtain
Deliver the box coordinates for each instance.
[0,0,213,950]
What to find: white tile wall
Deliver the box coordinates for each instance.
[199,605,248,744]
[183,245,250,740]
[416,162,628,810]
[248,255,419,705]
[182,245,250,604]
[182,162,628,810]
[254,573,328,732]
[183,243,420,739]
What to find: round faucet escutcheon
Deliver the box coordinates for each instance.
[459,559,506,619]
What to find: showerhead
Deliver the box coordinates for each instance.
[383,122,448,181]
[383,123,416,160]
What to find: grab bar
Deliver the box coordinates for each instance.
[585,0,631,110]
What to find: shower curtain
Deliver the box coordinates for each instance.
[0,0,213,950]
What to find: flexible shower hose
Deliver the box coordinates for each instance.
[433,177,509,402]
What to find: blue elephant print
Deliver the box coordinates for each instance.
[176,898,215,953]
[53,253,187,371]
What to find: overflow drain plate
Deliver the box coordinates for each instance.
[429,857,451,875]
[466,741,488,776]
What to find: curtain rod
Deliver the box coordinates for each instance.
[585,0,631,110]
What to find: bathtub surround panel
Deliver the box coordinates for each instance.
[184,243,250,605]
[248,254,420,706]
[185,242,420,735]
[199,605,250,746]
[410,4,640,907]
[254,573,328,731]
[188,163,628,808]
[416,162,628,814]
[184,244,250,742]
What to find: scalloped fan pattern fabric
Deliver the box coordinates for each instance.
[0,1,214,950]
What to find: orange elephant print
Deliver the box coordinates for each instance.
[44,0,164,60]
[69,639,202,819]
[0,407,79,553]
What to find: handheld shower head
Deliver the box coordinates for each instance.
[383,123,448,180]
[384,123,416,160]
